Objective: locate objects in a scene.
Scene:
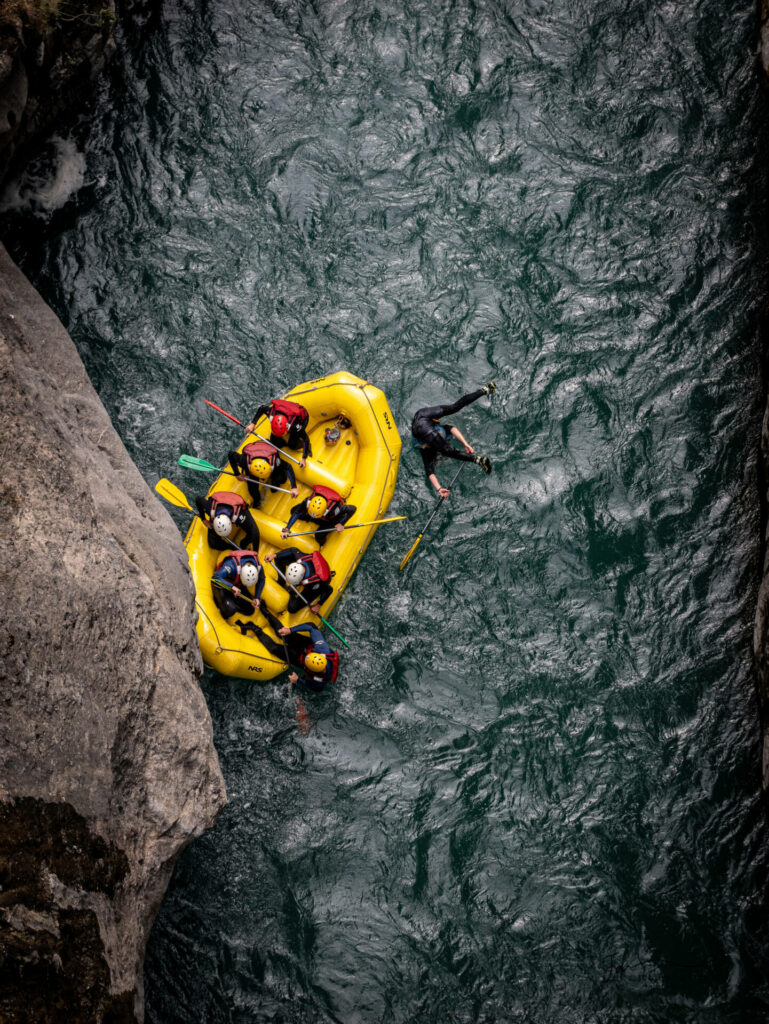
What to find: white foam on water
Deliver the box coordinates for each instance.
[0,136,86,215]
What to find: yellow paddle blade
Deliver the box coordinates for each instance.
[399,533,424,571]
[155,477,194,512]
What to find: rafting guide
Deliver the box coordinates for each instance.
[411,383,496,497]
[399,382,497,571]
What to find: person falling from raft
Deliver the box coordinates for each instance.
[239,605,339,692]
[211,550,264,620]
[411,383,496,497]
[265,547,334,615]
[195,490,261,551]
[282,485,356,547]
[246,397,312,469]
[228,440,300,508]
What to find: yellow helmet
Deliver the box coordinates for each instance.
[305,652,327,673]
[308,495,328,519]
[249,457,272,481]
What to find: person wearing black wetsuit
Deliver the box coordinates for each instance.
[265,547,334,614]
[238,605,338,692]
[246,401,312,464]
[195,492,261,550]
[283,492,356,547]
[227,445,298,507]
[411,384,495,497]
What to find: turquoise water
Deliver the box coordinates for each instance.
[5,0,769,1019]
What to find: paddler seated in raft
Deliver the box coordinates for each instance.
[227,440,300,508]
[238,604,339,693]
[211,550,264,620]
[246,397,312,469]
[195,489,261,551]
[411,384,496,497]
[281,485,356,547]
[264,547,334,615]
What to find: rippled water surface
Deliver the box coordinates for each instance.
[6,0,769,1019]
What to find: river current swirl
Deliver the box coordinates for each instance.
[5,0,769,1020]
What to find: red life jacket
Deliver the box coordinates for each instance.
[242,441,279,467]
[311,485,343,516]
[298,550,331,585]
[210,491,247,518]
[299,647,340,684]
[215,549,261,577]
[269,398,309,430]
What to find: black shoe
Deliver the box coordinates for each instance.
[235,619,259,637]
[476,455,492,474]
[482,381,496,396]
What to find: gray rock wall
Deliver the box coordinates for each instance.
[0,1,117,186]
[0,242,226,1022]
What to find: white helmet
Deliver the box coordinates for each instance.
[285,562,306,586]
[240,562,259,588]
[213,513,233,537]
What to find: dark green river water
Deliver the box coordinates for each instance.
[5,0,769,1019]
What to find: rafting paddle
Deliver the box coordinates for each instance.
[211,576,260,609]
[399,464,464,571]
[155,477,195,512]
[154,478,242,550]
[177,454,293,494]
[269,558,350,649]
[286,516,406,538]
[204,398,304,468]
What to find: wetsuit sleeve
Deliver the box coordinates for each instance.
[311,580,333,607]
[419,447,437,480]
[228,450,245,475]
[299,428,311,459]
[289,623,330,652]
[286,501,308,531]
[274,549,295,572]
[213,559,235,584]
[240,510,261,549]
[337,504,356,527]
[251,403,270,425]
[285,463,297,489]
[195,496,212,522]
[254,571,265,601]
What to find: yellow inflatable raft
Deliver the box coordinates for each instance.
[185,371,402,680]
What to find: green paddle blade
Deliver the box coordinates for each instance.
[178,454,218,472]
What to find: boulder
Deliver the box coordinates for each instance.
[0,241,226,1022]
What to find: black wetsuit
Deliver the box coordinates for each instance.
[211,555,264,619]
[251,404,312,460]
[411,388,486,481]
[195,495,261,551]
[285,498,356,547]
[227,448,297,506]
[273,547,334,612]
[245,606,334,692]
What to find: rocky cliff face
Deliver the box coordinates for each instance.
[0,240,226,1022]
[0,0,117,186]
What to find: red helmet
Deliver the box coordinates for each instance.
[271,413,288,437]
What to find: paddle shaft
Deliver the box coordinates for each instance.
[286,516,405,538]
[271,561,350,649]
[178,455,292,494]
[204,398,303,467]
[399,464,464,571]
[211,577,259,608]
[155,479,249,552]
